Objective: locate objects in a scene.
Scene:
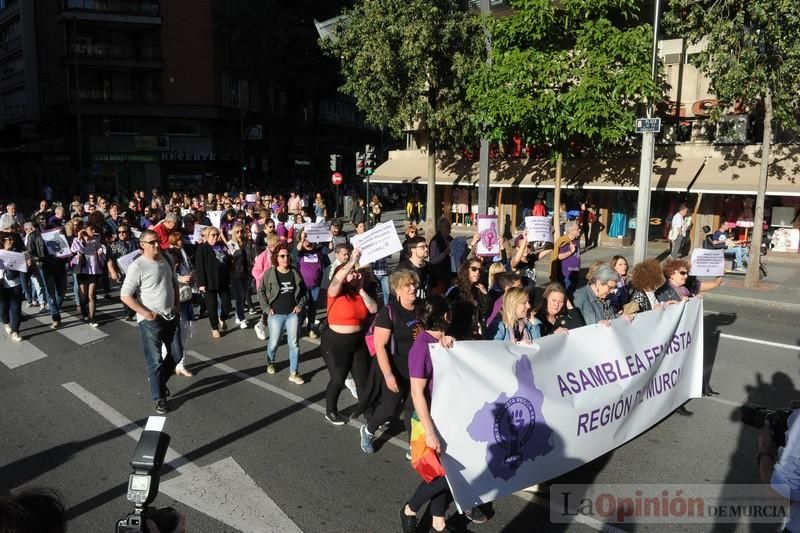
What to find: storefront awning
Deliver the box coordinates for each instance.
[371,145,800,196]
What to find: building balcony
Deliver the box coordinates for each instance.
[63,43,162,71]
[60,0,161,28]
[73,87,162,104]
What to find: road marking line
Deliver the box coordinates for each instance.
[23,306,107,346]
[62,382,303,533]
[718,333,799,351]
[704,396,739,407]
[186,349,410,451]
[0,334,49,368]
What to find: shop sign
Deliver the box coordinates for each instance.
[93,153,160,163]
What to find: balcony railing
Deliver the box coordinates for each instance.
[63,0,160,17]
[74,87,162,104]
[70,42,161,60]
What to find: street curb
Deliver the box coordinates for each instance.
[703,291,800,313]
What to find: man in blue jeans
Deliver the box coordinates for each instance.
[120,229,181,414]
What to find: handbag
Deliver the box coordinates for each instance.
[365,304,394,357]
[178,282,193,303]
[410,411,446,483]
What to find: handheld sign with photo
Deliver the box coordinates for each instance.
[475,215,500,257]
[304,223,332,244]
[208,210,224,229]
[245,193,257,203]
[0,250,27,273]
[41,228,72,259]
[191,224,208,244]
[689,248,725,277]
[350,221,403,265]
[525,216,553,242]
[117,250,142,275]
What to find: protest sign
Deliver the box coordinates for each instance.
[131,229,142,240]
[180,208,192,218]
[429,299,703,512]
[208,210,224,228]
[350,221,403,265]
[475,215,500,257]
[41,229,71,259]
[0,250,27,273]
[117,250,142,275]
[689,248,725,277]
[304,223,332,244]
[245,193,257,203]
[191,224,208,244]
[450,237,468,273]
[525,216,553,242]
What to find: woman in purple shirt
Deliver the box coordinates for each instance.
[70,223,106,327]
[402,295,488,532]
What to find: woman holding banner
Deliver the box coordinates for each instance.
[403,295,487,532]
[486,287,541,343]
[321,248,379,426]
[572,264,619,326]
[629,259,666,313]
[535,283,585,335]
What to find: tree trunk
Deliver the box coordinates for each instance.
[745,90,771,288]
[553,152,563,240]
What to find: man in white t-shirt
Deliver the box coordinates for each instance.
[120,229,180,414]
[669,204,689,258]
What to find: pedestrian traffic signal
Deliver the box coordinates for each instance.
[364,144,377,176]
[355,151,366,176]
[329,154,342,172]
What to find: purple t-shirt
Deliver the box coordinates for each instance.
[560,240,580,278]
[276,223,288,239]
[298,250,323,288]
[408,330,438,395]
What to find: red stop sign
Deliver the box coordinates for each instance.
[331,172,343,185]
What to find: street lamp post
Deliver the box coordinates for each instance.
[633,0,661,265]
[477,0,491,216]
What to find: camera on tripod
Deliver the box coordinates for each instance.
[741,403,793,447]
[116,417,179,533]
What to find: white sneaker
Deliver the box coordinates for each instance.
[3,324,11,335]
[235,317,242,325]
[254,321,267,341]
[239,319,248,330]
[10,332,22,342]
[345,377,358,399]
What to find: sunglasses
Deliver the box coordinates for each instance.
[277,254,290,258]
[118,230,128,234]
[677,271,689,276]
[141,240,159,246]
[469,266,481,272]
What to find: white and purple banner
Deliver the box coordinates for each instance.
[429,299,704,512]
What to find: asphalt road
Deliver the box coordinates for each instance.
[1,233,799,532]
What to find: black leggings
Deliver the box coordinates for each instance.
[203,289,231,331]
[321,329,369,415]
[409,476,451,518]
[367,374,413,435]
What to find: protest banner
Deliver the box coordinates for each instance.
[208,210,224,228]
[429,299,703,512]
[0,250,27,273]
[350,221,403,265]
[191,224,208,244]
[41,228,71,259]
[117,250,142,275]
[525,216,553,242]
[304,223,332,244]
[689,248,725,277]
[475,215,500,257]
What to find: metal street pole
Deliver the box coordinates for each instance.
[633,0,661,265]
[477,0,491,215]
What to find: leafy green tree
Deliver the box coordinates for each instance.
[321,0,485,222]
[467,0,661,237]
[665,0,800,287]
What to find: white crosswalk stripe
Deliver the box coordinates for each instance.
[22,305,107,345]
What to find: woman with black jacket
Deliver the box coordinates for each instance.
[228,222,256,329]
[194,226,231,338]
[0,231,25,341]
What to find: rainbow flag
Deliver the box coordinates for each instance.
[410,411,446,483]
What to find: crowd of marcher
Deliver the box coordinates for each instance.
[0,189,724,532]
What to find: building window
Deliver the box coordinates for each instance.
[165,119,199,136]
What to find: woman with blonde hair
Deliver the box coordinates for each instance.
[486,286,541,343]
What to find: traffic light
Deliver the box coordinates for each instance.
[329,153,341,172]
[355,151,365,176]
[364,144,377,176]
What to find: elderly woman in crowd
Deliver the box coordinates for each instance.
[535,282,585,335]
[486,286,541,343]
[628,259,668,313]
[194,226,231,338]
[572,264,622,325]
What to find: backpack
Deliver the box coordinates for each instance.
[365,304,395,357]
